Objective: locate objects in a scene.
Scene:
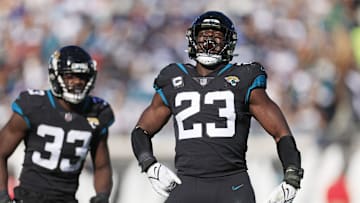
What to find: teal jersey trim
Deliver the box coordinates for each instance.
[245,75,267,104]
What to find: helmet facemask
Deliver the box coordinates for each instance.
[59,70,96,104]
[194,28,226,67]
[49,46,97,104]
[186,11,237,68]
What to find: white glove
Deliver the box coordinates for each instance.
[267,182,297,203]
[146,162,182,197]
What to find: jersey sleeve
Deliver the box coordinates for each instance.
[153,63,178,106]
[12,89,47,128]
[244,62,267,104]
[91,97,115,136]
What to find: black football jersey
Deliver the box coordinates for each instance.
[154,62,267,177]
[11,89,114,196]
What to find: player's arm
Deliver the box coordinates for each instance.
[137,93,171,135]
[131,93,181,197]
[89,134,112,203]
[132,93,171,171]
[249,88,292,142]
[0,113,28,202]
[249,89,303,203]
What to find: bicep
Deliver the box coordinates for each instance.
[137,93,171,135]
[249,89,291,142]
[0,113,27,158]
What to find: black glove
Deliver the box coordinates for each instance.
[284,165,304,189]
[90,193,109,203]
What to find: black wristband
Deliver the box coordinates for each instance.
[131,127,157,172]
[90,193,109,203]
[277,135,303,188]
[284,165,304,189]
[277,135,301,169]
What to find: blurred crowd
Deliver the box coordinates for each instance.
[1,0,360,202]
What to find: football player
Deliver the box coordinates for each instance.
[131,11,304,203]
[0,46,114,203]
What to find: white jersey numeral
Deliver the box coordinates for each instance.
[175,91,235,140]
[27,89,45,96]
[32,124,91,172]
[175,92,202,140]
[60,130,91,172]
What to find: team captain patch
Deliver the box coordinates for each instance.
[172,76,184,88]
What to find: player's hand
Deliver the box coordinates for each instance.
[146,162,182,197]
[267,182,297,203]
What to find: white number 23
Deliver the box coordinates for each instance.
[175,91,235,140]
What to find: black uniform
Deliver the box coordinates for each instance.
[11,89,114,202]
[154,62,266,203]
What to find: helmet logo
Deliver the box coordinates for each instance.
[202,18,221,28]
[53,51,60,59]
[70,63,89,73]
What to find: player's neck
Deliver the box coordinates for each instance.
[57,98,82,112]
[195,62,226,76]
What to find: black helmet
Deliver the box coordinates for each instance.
[48,45,97,104]
[186,11,237,66]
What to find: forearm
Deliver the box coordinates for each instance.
[93,165,112,196]
[276,135,303,188]
[0,158,8,191]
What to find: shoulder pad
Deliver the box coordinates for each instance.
[238,63,268,104]
[231,62,267,77]
[98,104,115,132]
[12,89,47,120]
[238,62,267,77]
[13,89,47,111]
[250,62,266,72]
[153,63,183,90]
[88,96,115,132]
[91,96,108,106]
[24,89,48,97]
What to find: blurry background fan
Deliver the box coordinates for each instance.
[1,0,360,202]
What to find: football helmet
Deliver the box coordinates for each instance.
[48,45,97,104]
[186,11,237,66]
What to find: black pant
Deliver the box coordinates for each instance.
[13,186,78,203]
[165,172,256,203]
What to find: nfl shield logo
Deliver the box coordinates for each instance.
[199,78,208,86]
[64,112,73,122]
